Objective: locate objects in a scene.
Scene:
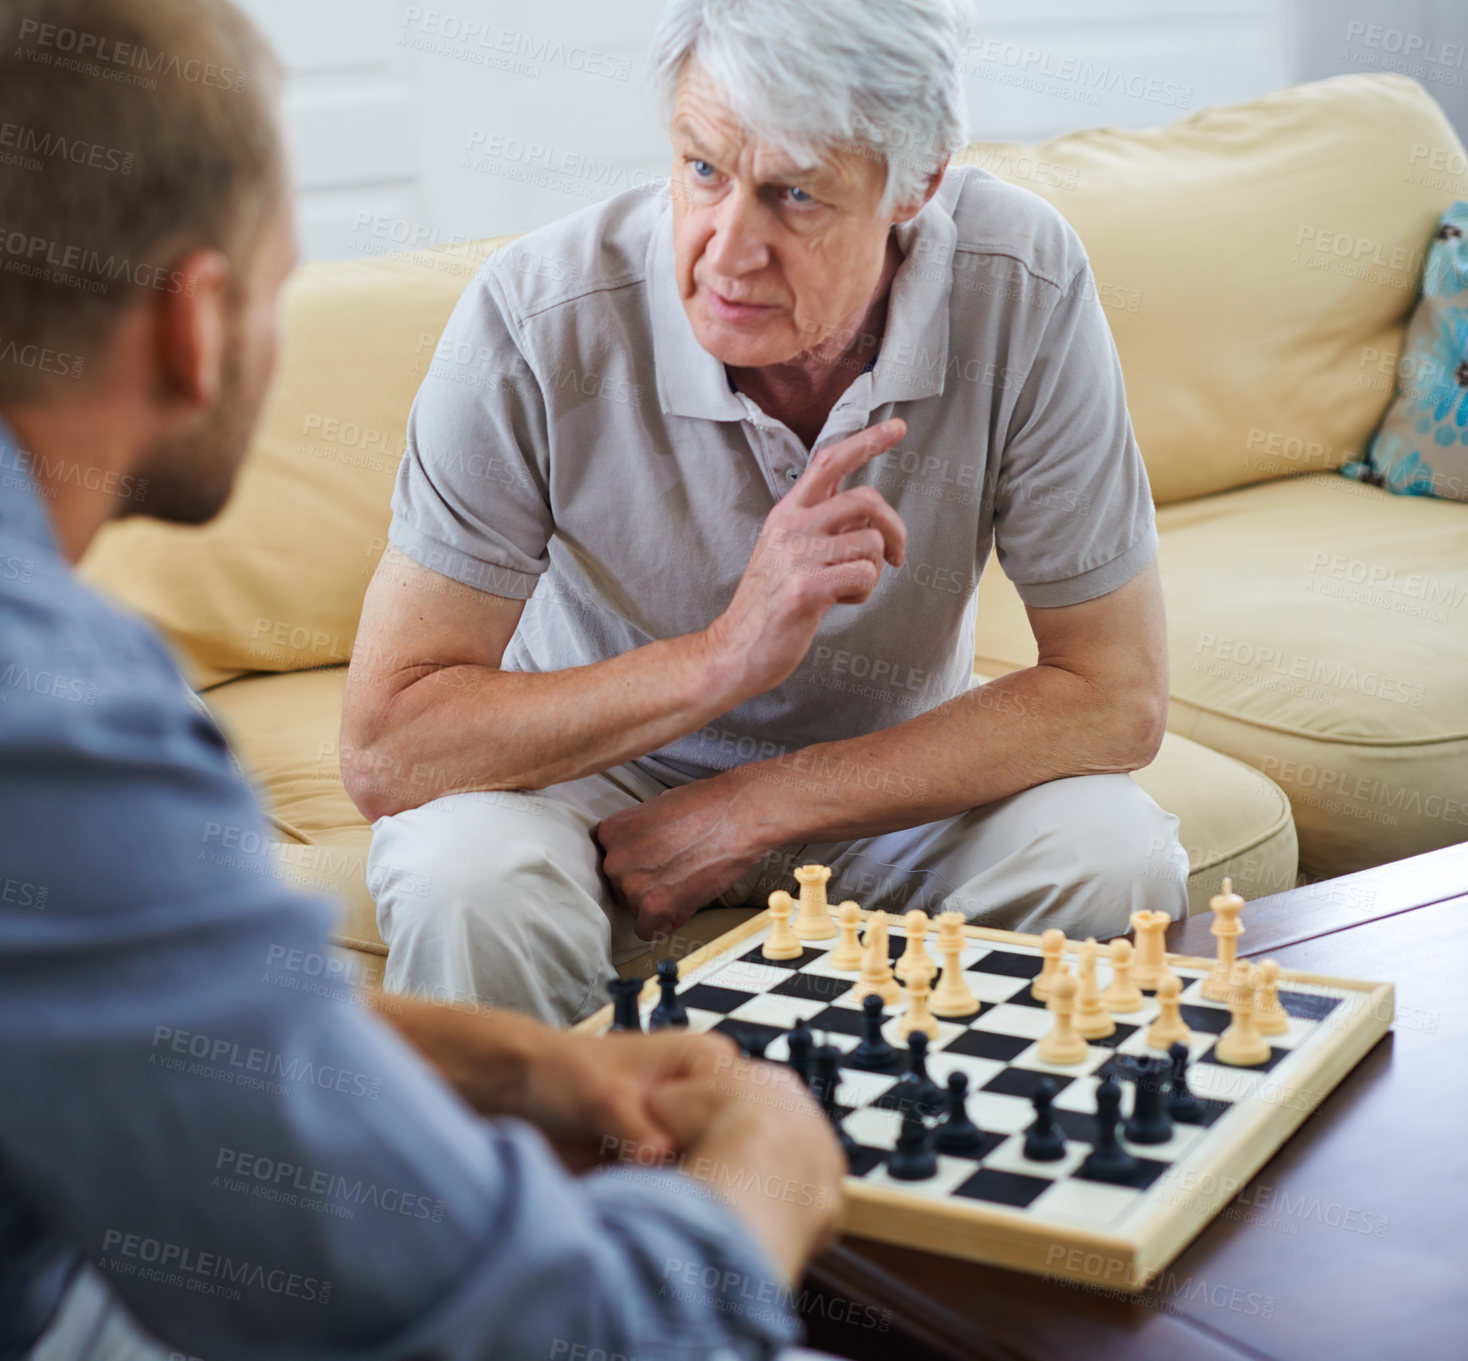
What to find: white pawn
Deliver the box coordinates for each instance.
[1031,928,1066,1001]
[930,911,979,1018]
[792,863,837,940]
[828,901,864,971]
[761,890,802,961]
[851,910,901,1006]
[1215,963,1271,1066]
[1254,958,1289,1037]
[1074,938,1115,1039]
[894,909,935,983]
[1036,972,1089,1066]
[1102,938,1144,1012]
[896,970,941,1042]
[1146,973,1191,1049]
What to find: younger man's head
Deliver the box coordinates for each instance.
[0,0,292,549]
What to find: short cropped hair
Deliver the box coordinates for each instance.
[648,0,970,211]
[0,0,283,399]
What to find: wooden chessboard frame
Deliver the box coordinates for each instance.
[577,908,1394,1291]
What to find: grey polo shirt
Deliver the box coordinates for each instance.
[389,167,1157,787]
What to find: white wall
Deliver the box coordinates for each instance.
[1282,0,1468,142]
[240,0,1290,262]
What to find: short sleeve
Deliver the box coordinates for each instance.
[991,262,1158,608]
[388,269,554,599]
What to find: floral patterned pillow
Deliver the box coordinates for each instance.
[1342,201,1468,501]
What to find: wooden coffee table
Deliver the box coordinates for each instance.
[799,842,1468,1361]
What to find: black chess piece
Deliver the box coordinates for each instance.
[607,976,643,1032]
[1166,1041,1205,1123]
[888,1031,944,1119]
[1022,1077,1066,1161]
[647,959,688,1030]
[1112,1054,1174,1145]
[1079,1078,1140,1183]
[848,994,899,1073]
[735,1029,771,1061]
[933,1071,985,1154]
[887,1109,938,1181]
[812,1041,859,1163]
[785,1022,814,1088]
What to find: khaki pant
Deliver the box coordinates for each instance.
[371,762,1189,1027]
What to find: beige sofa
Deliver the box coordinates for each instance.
[79,74,1468,985]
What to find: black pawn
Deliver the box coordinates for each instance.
[889,1031,944,1119]
[910,1032,946,1119]
[848,994,899,1072]
[1167,1042,1205,1123]
[813,1042,859,1162]
[608,976,643,1032]
[785,1023,814,1088]
[736,1029,772,1061]
[1022,1077,1066,1161]
[887,1109,938,1181]
[933,1071,986,1154]
[1118,1055,1173,1145]
[647,960,688,1030]
[1079,1079,1139,1184]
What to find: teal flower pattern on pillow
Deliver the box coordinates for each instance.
[1341,200,1468,501]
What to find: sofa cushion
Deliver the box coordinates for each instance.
[78,237,512,689]
[961,73,1468,506]
[201,666,382,964]
[204,665,1296,971]
[974,473,1468,875]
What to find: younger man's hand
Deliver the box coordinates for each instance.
[518,1027,739,1171]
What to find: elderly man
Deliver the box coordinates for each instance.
[343,0,1188,1025]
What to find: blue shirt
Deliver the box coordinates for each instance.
[0,424,798,1361]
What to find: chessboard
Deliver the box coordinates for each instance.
[577,884,1394,1291]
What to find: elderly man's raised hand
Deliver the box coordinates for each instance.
[707,417,908,699]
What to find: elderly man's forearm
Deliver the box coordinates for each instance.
[724,665,1166,849]
[344,627,757,818]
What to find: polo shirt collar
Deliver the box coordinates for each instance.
[647,198,747,422]
[647,174,958,421]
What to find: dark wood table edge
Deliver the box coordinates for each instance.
[803,1240,1280,1361]
[1166,841,1468,958]
[803,1243,1028,1361]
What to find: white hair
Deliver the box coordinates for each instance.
[649,0,971,212]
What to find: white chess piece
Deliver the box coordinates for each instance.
[761,890,802,961]
[1146,973,1191,1049]
[1074,938,1115,1038]
[792,863,837,940]
[1031,928,1066,1001]
[894,909,935,983]
[851,910,901,1006]
[828,901,864,971]
[1129,909,1173,991]
[1036,972,1088,1065]
[1102,938,1144,1012]
[1215,963,1271,1066]
[896,970,941,1042]
[1201,878,1246,1002]
[930,911,979,1018]
[1254,958,1289,1036]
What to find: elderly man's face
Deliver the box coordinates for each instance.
[669,64,910,370]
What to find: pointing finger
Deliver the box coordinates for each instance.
[789,418,906,506]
